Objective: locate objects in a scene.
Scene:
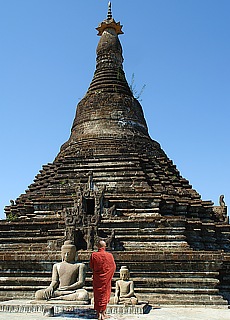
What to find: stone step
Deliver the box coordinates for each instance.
[0,250,224,272]
[0,255,60,265]
[0,262,54,271]
[0,286,43,291]
[132,278,219,289]
[0,271,51,277]
[0,276,219,289]
[0,243,54,251]
[0,293,227,307]
[0,235,61,243]
[0,220,62,230]
[114,262,222,273]
[114,271,220,278]
[0,270,219,279]
[114,234,186,241]
[83,284,222,296]
[125,287,220,294]
[139,293,228,306]
[0,277,50,286]
[0,285,223,305]
[116,208,161,212]
[0,291,36,301]
[0,229,64,238]
[101,227,186,235]
[122,241,189,250]
[79,250,224,262]
[3,249,212,259]
[101,217,187,225]
[57,166,143,175]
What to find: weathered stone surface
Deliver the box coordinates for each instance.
[34,241,89,303]
[0,299,149,315]
[114,266,138,305]
[0,4,230,307]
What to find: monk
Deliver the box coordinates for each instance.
[90,240,116,320]
[35,240,89,303]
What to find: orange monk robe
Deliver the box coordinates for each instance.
[90,247,116,313]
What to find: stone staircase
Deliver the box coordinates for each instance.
[4,153,207,222]
[0,251,56,301]
[0,247,229,307]
[82,250,229,307]
[0,218,65,245]
[100,216,190,251]
[0,215,229,307]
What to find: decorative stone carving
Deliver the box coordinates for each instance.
[60,172,124,250]
[103,204,117,217]
[35,241,89,303]
[219,195,226,207]
[213,195,228,223]
[60,172,107,250]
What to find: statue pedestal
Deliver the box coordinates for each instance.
[0,299,149,316]
[107,303,150,315]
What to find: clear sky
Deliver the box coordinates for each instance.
[0,0,229,219]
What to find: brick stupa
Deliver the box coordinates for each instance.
[1,3,230,306]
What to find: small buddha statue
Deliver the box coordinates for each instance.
[114,266,138,305]
[35,240,89,303]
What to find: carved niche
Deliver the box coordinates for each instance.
[62,172,105,250]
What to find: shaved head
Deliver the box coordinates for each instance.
[97,240,106,248]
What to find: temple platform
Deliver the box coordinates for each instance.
[0,299,149,316]
[0,305,229,320]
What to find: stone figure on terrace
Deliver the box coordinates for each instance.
[219,194,226,207]
[35,240,89,303]
[114,266,138,305]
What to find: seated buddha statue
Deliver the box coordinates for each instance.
[35,240,89,303]
[114,266,138,305]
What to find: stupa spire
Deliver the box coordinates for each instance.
[57,2,164,159]
[107,1,112,20]
[96,2,123,36]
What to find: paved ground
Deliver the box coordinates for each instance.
[0,307,229,320]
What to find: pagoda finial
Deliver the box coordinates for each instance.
[96,2,123,36]
[107,2,112,20]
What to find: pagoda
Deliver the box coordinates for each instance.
[0,3,230,306]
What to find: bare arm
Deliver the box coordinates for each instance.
[89,254,94,271]
[44,264,59,299]
[114,280,120,303]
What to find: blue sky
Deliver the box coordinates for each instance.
[0,0,229,219]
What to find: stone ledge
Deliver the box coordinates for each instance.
[0,300,149,315]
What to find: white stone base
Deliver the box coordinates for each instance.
[0,300,149,315]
